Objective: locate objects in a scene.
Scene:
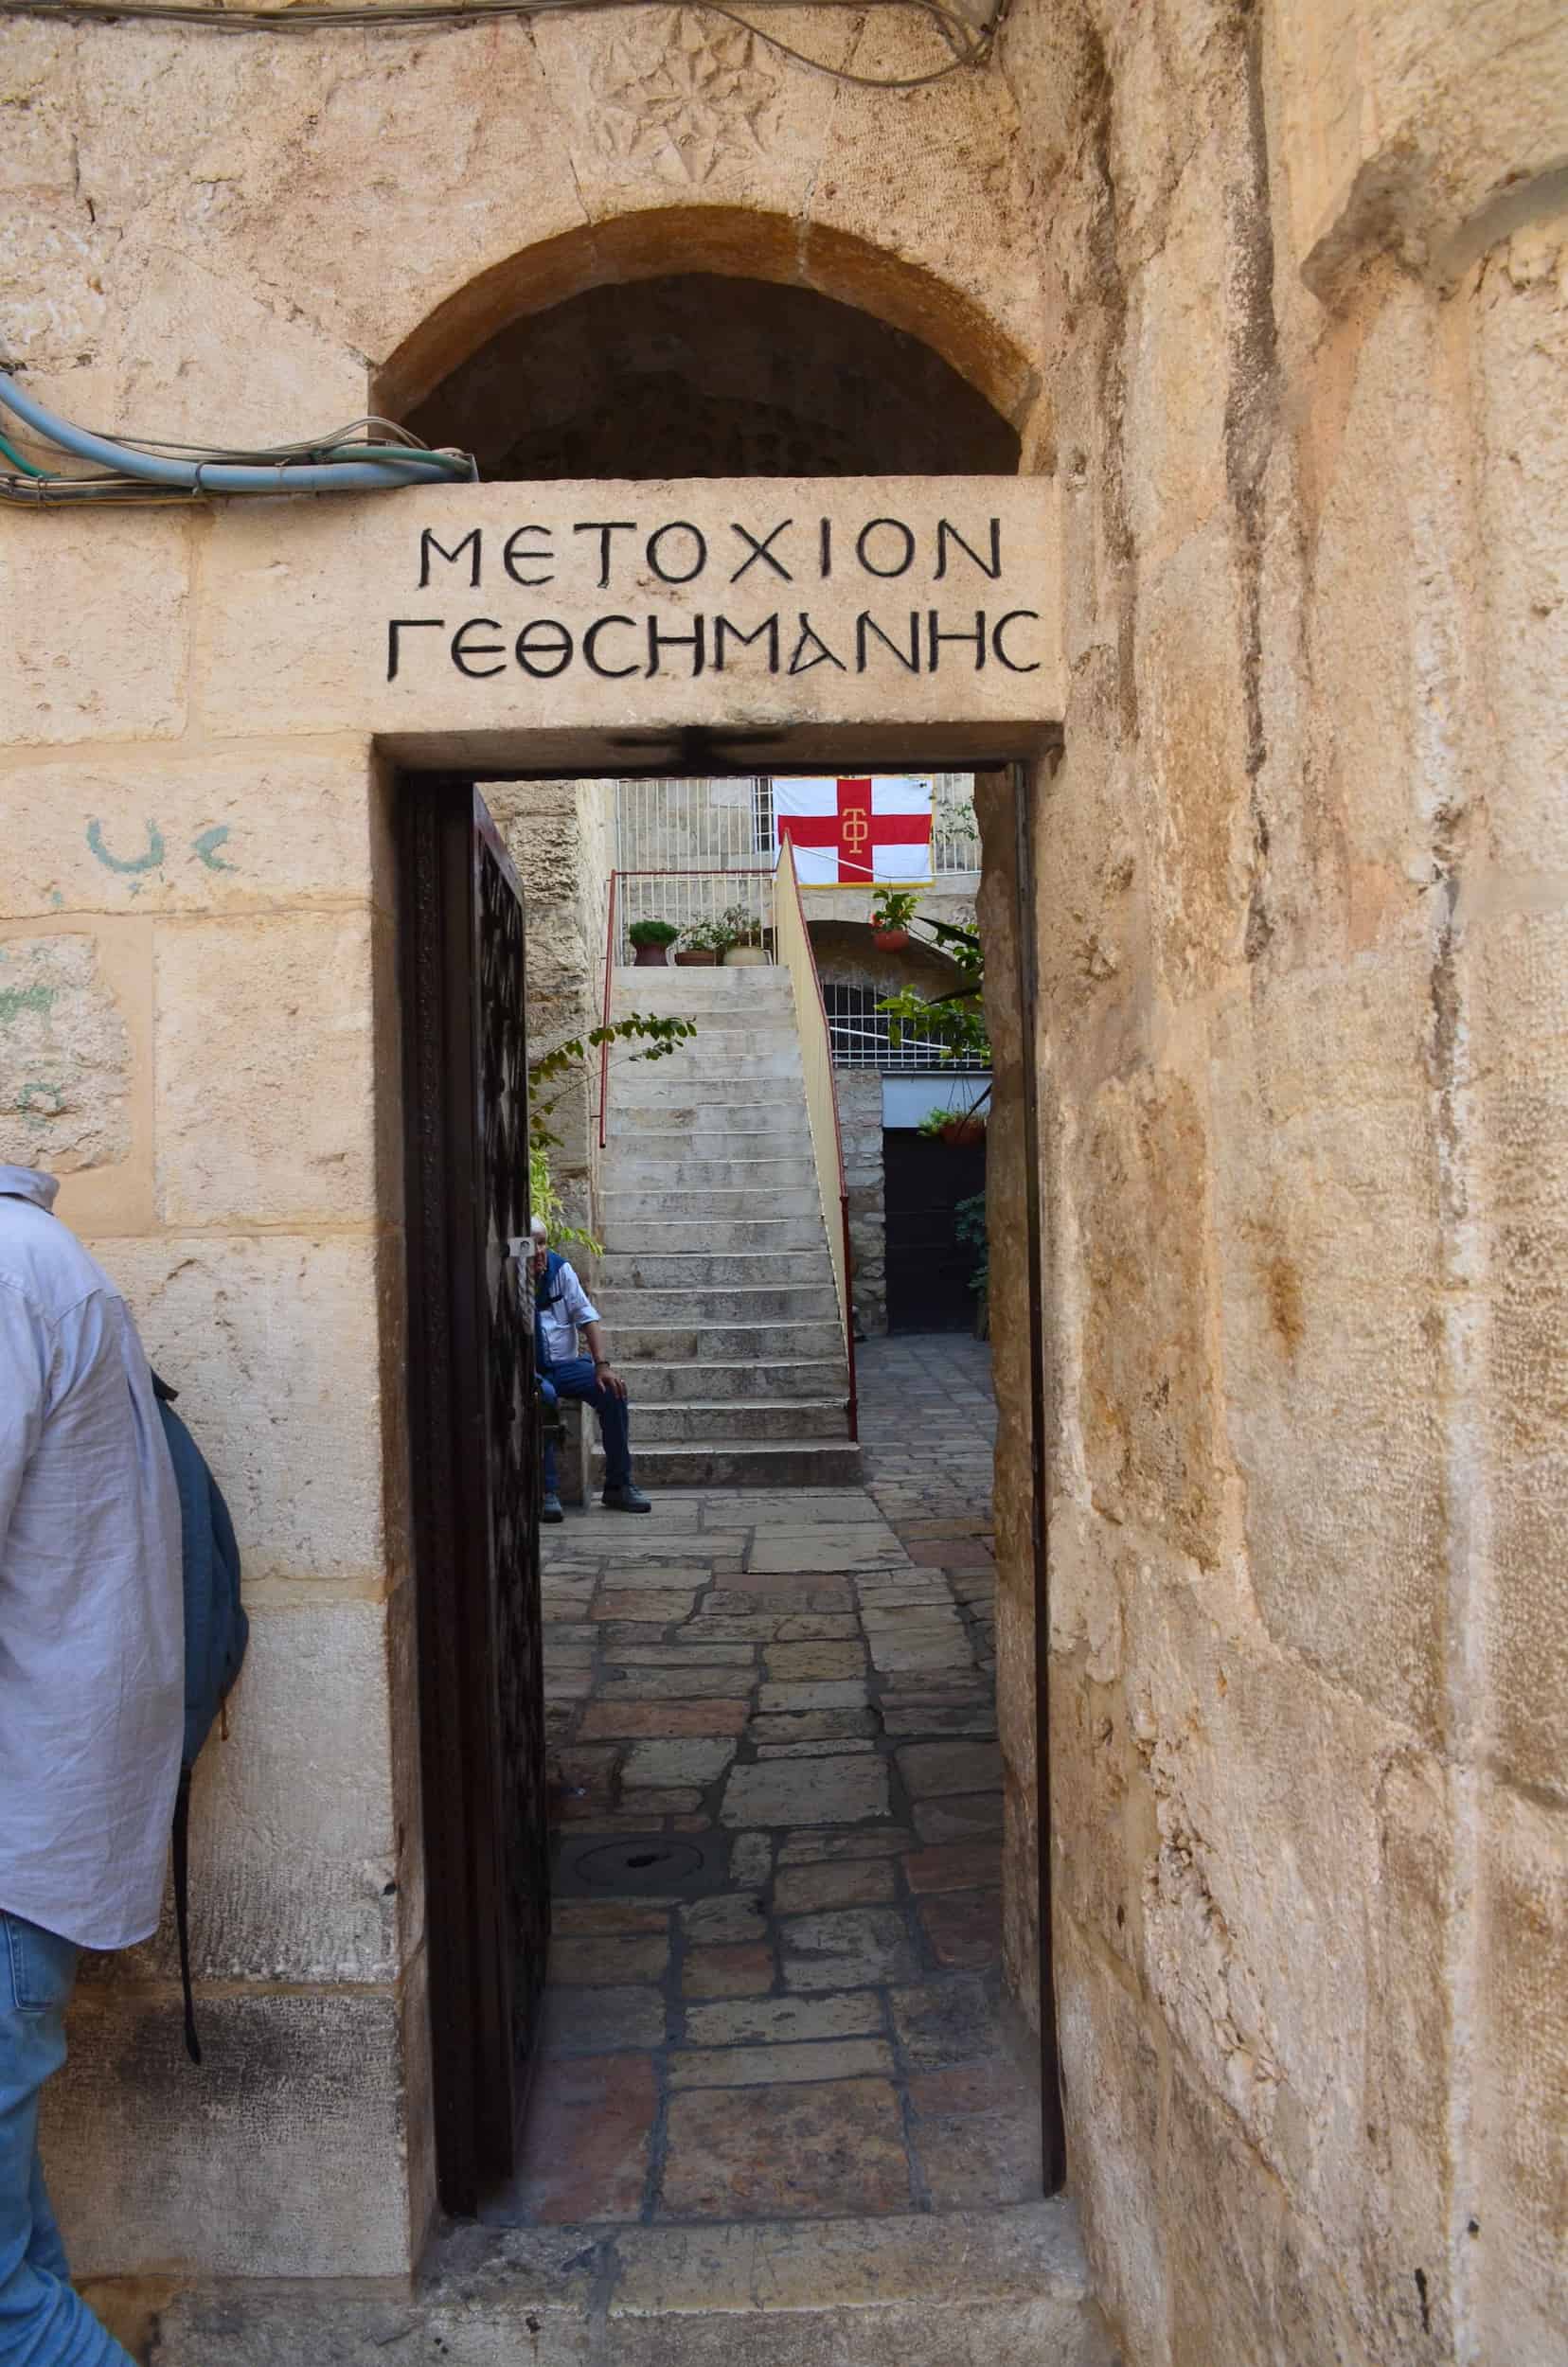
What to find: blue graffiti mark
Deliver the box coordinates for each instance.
[49,891,63,909]
[192,825,236,872]
[87,819,165,880]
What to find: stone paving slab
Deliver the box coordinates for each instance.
[660,2078,910,2218]
[721,1755,890,1828]
[747,1528,910,1573]
[514,1331,1037,2240]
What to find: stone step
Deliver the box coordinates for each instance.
[602,1218,829,1253]
[611,1066,806,1105]
[608,1099,809,1130]
[611,1023,800,1056]
[597,1253,833,1288]
[612,1126,815,1158]
[606,1155,820,1191]
[632,1398,848,1441]
[153,2200,1115,2363]
[615,1319,846,1361]
[620,1358,847,1403]
[614,964,791,995]
[603,1187,822,1221]
[595,1436,867,1488]
[597,1284,842,1322]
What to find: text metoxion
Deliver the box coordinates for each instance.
[385,512,1043,685]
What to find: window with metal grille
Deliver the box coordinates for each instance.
[752,776,774,854]
[823,983,989,1072]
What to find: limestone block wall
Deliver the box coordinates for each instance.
[0,730,427,2283]
[486,777,615,1254]
[989,3,1568,2361]
[832,1070,887,1339]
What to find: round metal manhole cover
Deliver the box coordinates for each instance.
[572,1838,705,1895]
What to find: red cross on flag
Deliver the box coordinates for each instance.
[772,776,935,886]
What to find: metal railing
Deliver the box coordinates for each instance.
[773,838,858,1443]
[597,867,776,1149]
[614,775,982,880]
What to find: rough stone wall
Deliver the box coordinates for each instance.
[0,5,1039,2299]
[1,739,426,2286]
[989,3,1568,2361]
[832,1068,887,1338]
[3,3,1564,2357]
[485,777,615,1253]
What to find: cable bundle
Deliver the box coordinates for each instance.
[0,369,475,507]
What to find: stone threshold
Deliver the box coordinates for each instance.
[151,2199,1117,2364]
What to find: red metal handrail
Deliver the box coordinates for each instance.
[597,866,617,1152]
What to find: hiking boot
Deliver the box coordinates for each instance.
[602,1482,651,1514]
[541,1491,565,1523]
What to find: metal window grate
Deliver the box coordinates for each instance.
[823,982,989,1072]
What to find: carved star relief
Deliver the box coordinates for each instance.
[588,10,783,186]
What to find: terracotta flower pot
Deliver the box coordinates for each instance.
[674,949,719,966]
[871,926,911,952]
[940,1115,986,1148]
[632,941,671,967]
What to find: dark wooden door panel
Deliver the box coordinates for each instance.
[401,777,547,2217]
[883,1130,987,1332]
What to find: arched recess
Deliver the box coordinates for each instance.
[374,205,1041,457]
[403,274,1019,479]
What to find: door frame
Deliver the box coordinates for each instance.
[394,748,1065,2212]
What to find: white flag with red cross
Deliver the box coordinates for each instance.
[772,775,935,886]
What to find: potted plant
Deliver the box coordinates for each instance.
[675,917,729,968]
[628,917,680,968]
[718,903,770,967]
[869,888,920,952]
[918,1103,987,1148]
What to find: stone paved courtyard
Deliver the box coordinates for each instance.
[501,1331,1041,2226]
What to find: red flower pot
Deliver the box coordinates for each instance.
[871,927,911,952]
[633,941,671,967]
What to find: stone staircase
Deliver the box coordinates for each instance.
[594,963,861,1488]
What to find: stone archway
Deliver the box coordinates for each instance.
[373,206,1043,450]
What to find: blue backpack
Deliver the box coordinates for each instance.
[152,1373,248,2063]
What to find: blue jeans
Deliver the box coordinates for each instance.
[0,1912,132,2365]
[540,1358,632,1492]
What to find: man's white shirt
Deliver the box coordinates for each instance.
[537,1257,599,1368]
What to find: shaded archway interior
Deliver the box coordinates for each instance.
[404,274,1021,480]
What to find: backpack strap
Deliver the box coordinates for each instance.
[172,1766,202,2066]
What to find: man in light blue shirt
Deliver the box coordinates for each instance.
[0,1166,184,2367]
[529,1218,650,1521]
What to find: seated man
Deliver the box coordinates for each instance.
[530,1216,651,1521]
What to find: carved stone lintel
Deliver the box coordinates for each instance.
[588,9,784,187]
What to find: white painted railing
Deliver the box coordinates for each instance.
[613,866,772,965]
[615,775,981,880]
[773,837,857,1441]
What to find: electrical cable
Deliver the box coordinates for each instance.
[0,366,475,505]
[0,0,995,89]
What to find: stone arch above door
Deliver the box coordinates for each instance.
[375,205,1043,454]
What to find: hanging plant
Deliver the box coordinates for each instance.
[869,887,920,952]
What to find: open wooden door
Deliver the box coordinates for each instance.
[401,776,550,2215]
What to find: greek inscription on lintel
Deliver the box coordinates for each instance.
[383,511,1043,686]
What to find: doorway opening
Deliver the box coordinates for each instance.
[397,755,1057,2233]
